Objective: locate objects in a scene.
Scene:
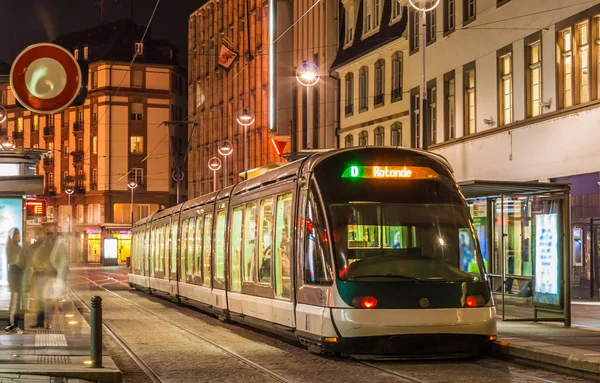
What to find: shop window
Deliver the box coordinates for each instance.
[172,220,179,275]
[202,214,213,286]
[230,207,244,291]
[258,198,274,283]
[304,188,333,284]
[275,194,292,298]
[17,117,23,132]
[244,202,257,282]
[214,210,226,282]
[194,216,204,280]
[527,41,542,118]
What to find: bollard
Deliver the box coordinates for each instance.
[90,296,103,368]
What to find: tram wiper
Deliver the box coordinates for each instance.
[348,274,425,283]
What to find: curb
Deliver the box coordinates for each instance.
[0,366,121,383]
[492,341,600,380]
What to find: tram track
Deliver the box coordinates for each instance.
[73,275,296,383]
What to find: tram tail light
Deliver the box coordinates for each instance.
[465,295,486,307]
[352,296,378,309]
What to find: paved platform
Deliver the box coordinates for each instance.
[0,286,121,383]
[494,301,600,380]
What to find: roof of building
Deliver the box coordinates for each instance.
[330,1,408,72]
[52,18,179,66]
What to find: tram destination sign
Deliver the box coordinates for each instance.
[342,165,439,180]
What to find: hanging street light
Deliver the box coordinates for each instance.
[236,106,255,180]
[296,61,319,150]
[218,140,233,187]
[208,156,222,192]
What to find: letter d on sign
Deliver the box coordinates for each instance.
[350,166,359,177]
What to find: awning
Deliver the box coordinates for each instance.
[458,180,570,199]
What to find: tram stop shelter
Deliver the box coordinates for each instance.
[459,180,572,326]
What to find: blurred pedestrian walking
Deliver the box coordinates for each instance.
[5,228,24,334]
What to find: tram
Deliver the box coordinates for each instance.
[129,147,497,357]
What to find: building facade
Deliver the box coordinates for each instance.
[332,0,600,296]
[1,19,187,263]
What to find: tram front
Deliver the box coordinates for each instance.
[309,148,496,357]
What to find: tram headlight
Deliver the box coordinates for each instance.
[352,296,378,309]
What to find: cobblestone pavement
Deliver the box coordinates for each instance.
[69,267,597,383]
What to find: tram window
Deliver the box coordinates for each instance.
[187,218,195,277]
[194,216,203,280]
[171,220,179,275]
[275,193,293,298]
[160,225,166,273]
[180,219,188,276]
[152,227,159,274]
[203,214,213,285]
[230,206,244,291]
[258,198,274,284]
[149,228,154,275]
[215,210,227,281]
[244,202,257,283]
[304,189,333,284]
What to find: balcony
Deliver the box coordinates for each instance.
[12,131,24,140]
[74,186,86,195]
[392,88,402,100]
[43,157,54,167]
[43,126,55,137]
[374,94,384,105]
[71,150,84,163]
[345,104,353,115]
[44,186,57,196]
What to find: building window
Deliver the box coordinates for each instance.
[444,0,455,32]
[92,136,98,154]
[135,42,144,55]
[464,0,475,23]
[132,168,144,186]
[130,102,143,120]
[48,142,54,158]
[91,71,98,90]
[390,122,402,146]
[410,9,419,52]
[560,28,573,108]
[130,136,144,154]
[392,0,403,21]
[345,6,354,44]
[77,205,84,224]
[132,69,143,88]
[527,41,542,118]
[374,0,380,27]
[444,72,456,141]
[77,138,84,151]
[364,0,373,33]
[344,134,354,147]
[83,46,88,60]
[578,21,590,104]
[91,168,98,186]
[88,204,101,224]
[63,140,69,158]
[91,104,98,122]
[427,8,436,43]
[464,67,476,135]
[33,115,39,131]
[63,171,69,185]
[74,49,79,60]
[374,127,384,146]
[499,53,513,125]
[411,88,420,148]
[48,172,54,187]
[428,83,437,145]
[374,60,384,106]
[359,67,368,111]
[17,117,23,132]
[392,52,403,101]
[358,131,368,146]
[345,73,354,115]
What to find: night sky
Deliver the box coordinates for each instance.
[1,0,206,66]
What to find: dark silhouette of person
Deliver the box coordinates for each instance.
[5,228,24,334]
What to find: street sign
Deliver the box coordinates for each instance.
[10,43,82,114]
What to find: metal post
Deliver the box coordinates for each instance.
[224,156,228,188]
[244,126,248,180]
[130,186,134,226]
[67,193,71,258]
[500,194,505,321]
[421,10,428,151]
[306,86,310,149]
[591,217,595,299]
[90,296,103,368]
[213,170,217,192]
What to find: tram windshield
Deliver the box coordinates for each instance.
[329,203,484,282]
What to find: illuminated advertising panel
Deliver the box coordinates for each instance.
[104,238,118,259]
[0,198,23,285]
[534,213,560,306]
[0,164,20,177]
[25,199,46,217]
[341,165,439,180]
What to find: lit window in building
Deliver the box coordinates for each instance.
[500,53,513,125]
[428,85,437,144]
[48,142,54,158]
[464,68,476,135]
[130,136,144,154]
[92,136,98,154]
[528,41,542,117]
[130,103,143,120]
[92,104,98,122]
[391,122,402,147]
[74,49,79,60]
[344,135,354,147]
[77,138,84,151]
[445,74,456,140]
[63,140,69,158]
[33,115,39,131]
[359,67,368,110]
[563,28,573,108]
[135,42,144,55]
[83,46,88,60]
[17,117,23,132]
[374,127,384,146]
[579,22,590,103]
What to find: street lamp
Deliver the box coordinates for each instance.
[0,136,15,149]
[218,140,233,187]
[127,179,138,226]
[0,105,7,124]
[236,107,255,180]
[408,0,440,151]
[296,61,319,150]
[208,157,222,192]
[65,185,74,260]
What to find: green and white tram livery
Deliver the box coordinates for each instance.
[129,147,497,358]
